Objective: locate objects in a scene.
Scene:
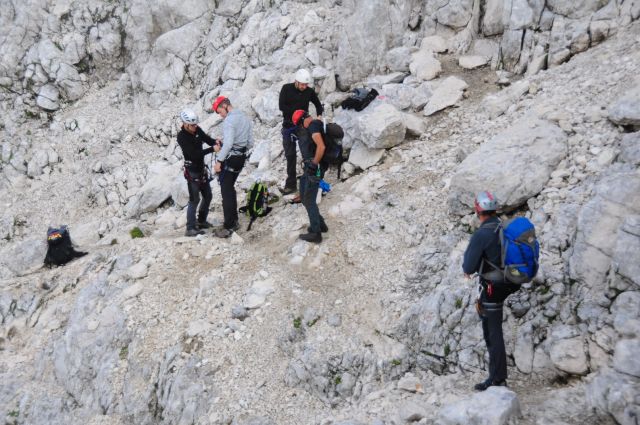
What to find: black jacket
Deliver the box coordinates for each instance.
[177,126,216,172]
[279,83,323,128]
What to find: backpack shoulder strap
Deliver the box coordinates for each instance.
[479,219,504,272]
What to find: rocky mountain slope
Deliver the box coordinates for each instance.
[1,1,639,424]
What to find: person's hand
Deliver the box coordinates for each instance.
[464,273,472,280]
[214,162,222,173]
[214,144,221,153]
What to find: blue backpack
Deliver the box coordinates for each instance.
[484,217,540,285]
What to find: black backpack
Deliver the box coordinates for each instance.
[340,88,379,111]
[322,123,344,164]
[44,226,87,267]
[238,182,272,231]
[320,122,346,179]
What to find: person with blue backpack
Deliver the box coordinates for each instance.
[463,190,540,391]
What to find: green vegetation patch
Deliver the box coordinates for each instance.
[130,227,144,239]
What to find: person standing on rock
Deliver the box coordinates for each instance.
[279,69,324,196]
[292,109,329,243]
[211,95,253,238]
[177,109,217,237]
[463,191,518,391]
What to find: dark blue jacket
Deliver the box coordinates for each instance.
[463,216,501,277]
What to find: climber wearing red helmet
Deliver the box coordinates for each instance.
[211,96,253,238]
[292,109,328,243]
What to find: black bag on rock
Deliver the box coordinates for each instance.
[44,226,88,267]
[340,88,379,111]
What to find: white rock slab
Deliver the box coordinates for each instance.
[423,76,468,116]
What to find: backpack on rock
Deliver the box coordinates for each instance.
[44,226,88,267]
[340,88,379,111]
[238,182,272,231]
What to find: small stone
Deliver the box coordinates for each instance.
[458,55,489,69]
[127,262,148,280]
[231,305,249,321]
[397,375,424,393]
[122,283,144,300]
[398,400,428,422]
[327,313,342,327]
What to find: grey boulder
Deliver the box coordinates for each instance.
[448,116,568,215]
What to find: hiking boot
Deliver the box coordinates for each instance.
[228,221,240,232]
[299,232,322,243]
[307,223,329,233]
[214,228,233,238]
[282,186,296,195]
[473,379,506,391]
[196,221,212,229]
[185,228,205,237]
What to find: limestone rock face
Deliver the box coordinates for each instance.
[608,86,640,127]
[36,84,60,111]
[438,387,521,425]
[335,101,406,150]
[348,141,385,170]
[53,275,132,413]
[410,50,442,81]
[586,368,640,425]
[0,239,47,279]
[569,172,640,290]
[335,0,406,88]
[125,162,184,218]
[1,2,640,425]
[449,116,568,215]
[620,132,640,165]
[547,0,610,19]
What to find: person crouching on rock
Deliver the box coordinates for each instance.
[292,109,329,243]
[177,109,217,237]
[211,95,253,238]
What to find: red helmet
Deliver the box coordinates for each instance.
[292,109,309,125]
[212,96,228,113]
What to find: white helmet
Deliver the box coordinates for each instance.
[294,69,311,84]
[474,191,498,214]
[180,109,198,124]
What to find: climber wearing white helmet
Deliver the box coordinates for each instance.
[278,68,324,197]
[463,191,519,391]
[177,108,218,237]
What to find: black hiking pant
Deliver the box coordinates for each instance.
[219,155,246,230]
[186,169,212,230]
[300,162,326,234]
[478,282,518,383]
[282,126,297,190]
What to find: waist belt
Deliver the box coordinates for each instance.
[229,146,248,157]
[183,161,204,173]
[481,301,503,312]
